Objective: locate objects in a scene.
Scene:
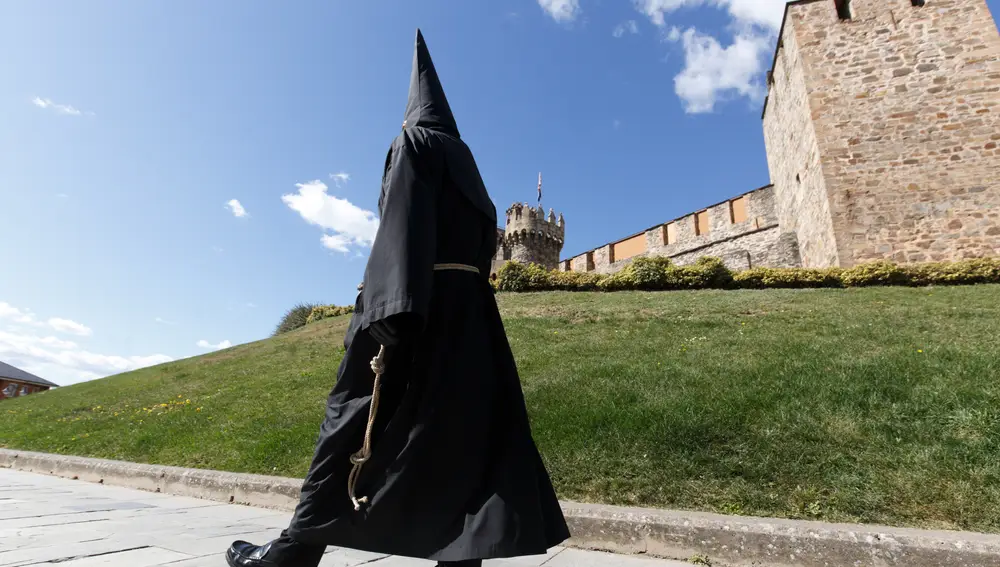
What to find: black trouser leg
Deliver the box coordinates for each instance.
[265,530,325,567]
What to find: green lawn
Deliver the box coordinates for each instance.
[3,286,1000,533]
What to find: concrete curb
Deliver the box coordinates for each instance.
[3,448,999,567]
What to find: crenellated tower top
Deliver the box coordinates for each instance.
[504,202,565,244]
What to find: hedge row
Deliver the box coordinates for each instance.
[294,258,1000,328]
[306,304,355,324]
[495,256,1000,292]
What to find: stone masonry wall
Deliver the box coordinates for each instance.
[762,5,841,268]
[564,185,801,274]
[789,0,1000,266]
[507,232,562,268]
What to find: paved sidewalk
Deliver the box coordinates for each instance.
[0,469,694,567]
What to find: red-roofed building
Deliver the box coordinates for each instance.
[0,361,57,400]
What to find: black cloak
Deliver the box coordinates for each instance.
[284,29,570,562]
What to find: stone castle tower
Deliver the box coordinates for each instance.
[491,203,565,276]
[761,0,1000,268]
[510,0,1000,277]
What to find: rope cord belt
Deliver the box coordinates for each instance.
[347,263,480,511]
[432,263,480,274]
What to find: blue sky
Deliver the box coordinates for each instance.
[3,1,998,386]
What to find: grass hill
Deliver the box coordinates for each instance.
[3,287,1000,534]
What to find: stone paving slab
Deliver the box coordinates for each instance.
[0,469,691,567]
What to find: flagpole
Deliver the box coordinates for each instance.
[537,172,542,205]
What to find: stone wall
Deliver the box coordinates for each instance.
[786,0,1000,266]
[507,231,562,268]
[762,4,841,268]
[563,185,801,274]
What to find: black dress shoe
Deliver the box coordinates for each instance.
[226,540,280,567]
[226,537,325,567]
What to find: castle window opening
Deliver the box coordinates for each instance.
[695,211,710,236]
[563,260,572,271]
[835,0,852,20]
[729,196,748,224]
[586,251,595,272]
[911,0,925,5]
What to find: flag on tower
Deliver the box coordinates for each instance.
[537,172,542,204]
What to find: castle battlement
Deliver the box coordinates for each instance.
[561,185,798,274]
[489,201,567,277]
[504,202,565,244]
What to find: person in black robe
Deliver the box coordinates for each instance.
[226,29,570,567]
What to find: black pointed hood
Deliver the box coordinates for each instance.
[403,29,460,138]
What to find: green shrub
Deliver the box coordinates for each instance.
[904,258,1000,286]
[841,260,911,287]
[549,270,603,291]
[734,267,844,289]
[667,256,734,290]
[597,265,637,292]
[596,256,669,291]
[492,257,1000,294]
[631,256,675,290]
[273,303,320,336]
[306,304,355,324]
[496,261,554,292]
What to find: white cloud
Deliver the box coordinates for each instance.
[154,317,177,325]
[197,339,232,350]
[538,0,580,23]
[0,301,171,385]
[281,180,379,254]
[670,27,770,113]
[0,330,172,386]
[613,20,640,38]
[48,317,93,337]
[0,302,42,326]
[31,96,92,116]
[634,0,785,30]
[329,172,351,187]
[226,199,248,218]
[320,234,352,253]
[722,0,787,30]
[633,0,781,114]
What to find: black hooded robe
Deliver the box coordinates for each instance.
[284,30,570,562]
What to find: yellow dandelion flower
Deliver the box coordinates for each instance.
[196,407,202,412]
